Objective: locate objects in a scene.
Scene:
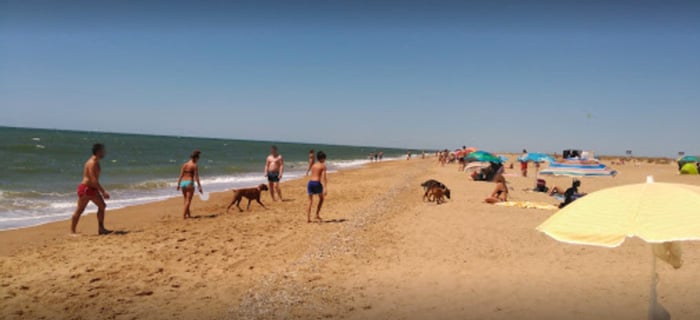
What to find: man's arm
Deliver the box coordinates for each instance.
[279,157,284,178]
[321,166,328,195]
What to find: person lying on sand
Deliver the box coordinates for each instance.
[307,151,328,223]
[485,175,508,204]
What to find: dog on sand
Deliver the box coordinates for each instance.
[226,184,269,212]
[421,179,451,203]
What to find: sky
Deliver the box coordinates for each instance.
[1,1,699,156]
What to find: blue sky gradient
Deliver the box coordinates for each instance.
[1,1,699,156]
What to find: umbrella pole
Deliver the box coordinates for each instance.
[648,250,657,320]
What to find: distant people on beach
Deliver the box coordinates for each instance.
[439,149,448,166]
[307,151,328,223]
[406,151,412,160]
[71,143,111,235]
[421,151,426,159]
[520,149,528,177]
[264,145,285,201]
[485,175,508,204]
[378,151,384,161]
[306,149,315,175]
[374,152,379,162]
[458,158,466,172]
[177,150,203,219]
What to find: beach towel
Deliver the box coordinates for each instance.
[494,201,559,211]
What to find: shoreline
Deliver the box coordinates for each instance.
[0,156,400,234]
[0,158,395,256]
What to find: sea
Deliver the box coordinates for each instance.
[0,127,406,231]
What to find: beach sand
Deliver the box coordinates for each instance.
[1,158,699,319]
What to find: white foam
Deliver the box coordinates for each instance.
[0,155,398,231]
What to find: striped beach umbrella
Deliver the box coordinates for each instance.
[538,160,616,177]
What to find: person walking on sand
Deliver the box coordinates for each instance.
[305,149,315,176]
[176,150,203,219]
[71,143,111,235]
[307,151,328,223]
[264,145,284,201]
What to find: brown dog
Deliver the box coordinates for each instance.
[226,184,269,212]
[426,186,448,204]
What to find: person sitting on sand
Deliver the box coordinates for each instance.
[71,143,112,235]
[550,180,584,208]
[306,149,315,176]
[485,175,508,204]
[177,150,203,219]
[307,151,328,223]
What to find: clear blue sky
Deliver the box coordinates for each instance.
[1,1,698,156]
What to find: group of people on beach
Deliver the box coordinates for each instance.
[71,144,330,235]
[368,151,384,162]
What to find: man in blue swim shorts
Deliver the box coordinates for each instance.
[306,151,327,223]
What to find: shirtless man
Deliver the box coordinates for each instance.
[307,151,328,223]
[305,149,315,176]
[264,145,284,201]
[71,143,111,235]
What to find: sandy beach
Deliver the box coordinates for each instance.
[1,158,699,320]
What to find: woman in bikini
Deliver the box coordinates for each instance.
[177,150,203,219]
[484,175,509,204]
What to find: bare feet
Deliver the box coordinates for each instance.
[98,228,113,235]
[315,216,323,222]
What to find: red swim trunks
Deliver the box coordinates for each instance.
[77,184,98,198]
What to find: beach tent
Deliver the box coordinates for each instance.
[678,156,700,171]
[538,159,617,177]
[680,163,698,175]
[537,177,700,319]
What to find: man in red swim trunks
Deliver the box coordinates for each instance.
[71,143,111,235]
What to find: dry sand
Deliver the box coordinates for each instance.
[1,158,699,320]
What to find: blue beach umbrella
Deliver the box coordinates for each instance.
[679,156,700,163]
[518,153,556,163]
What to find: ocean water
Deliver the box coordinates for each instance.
[0,127,406,230]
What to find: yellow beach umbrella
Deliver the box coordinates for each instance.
[537,177,700,320]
